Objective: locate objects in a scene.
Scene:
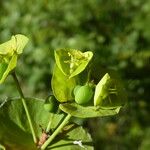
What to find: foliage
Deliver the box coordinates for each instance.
[0,0,150,149]
[0,36,125,150]
[0,98,93,150]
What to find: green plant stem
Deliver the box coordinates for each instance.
[46,114,54,133]
[86,67,91,85]
[11,72,37,143]
[41,114,72,150]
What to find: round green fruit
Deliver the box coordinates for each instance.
[73,85,82,95]
[44,96,58,113]
[74,85,93,105]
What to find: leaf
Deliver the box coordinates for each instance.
[0,97,93,150]
[60,102,121,118]
[0,63,8,80]
[52,65,77,102]
[0,34,28,56]
[55,49,93,78]
[47,125,93,150]
[0,97,62,150]
[0,54,17,84]
[94,73,127,107]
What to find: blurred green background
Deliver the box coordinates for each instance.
[0,0,150,149]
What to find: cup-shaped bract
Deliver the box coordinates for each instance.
[0,34,28,84]
[54,49,93,78]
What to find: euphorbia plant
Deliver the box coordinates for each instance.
[0,34,127,150]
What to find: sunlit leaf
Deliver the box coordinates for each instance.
[60,102,121,118]
[55,49,93,78]
[52,65,77,102]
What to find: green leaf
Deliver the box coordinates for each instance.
[47,125,93,150]
[60,102,121,118]
[0,63,8,80]
[0,34,28,56]
[52,65,77,102]
[0,54,17,84]
[55,49,93,78]
[0,97,62,150]
[94,73,127,107]
[0,97,93,150]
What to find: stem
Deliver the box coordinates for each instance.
[41,114,72,150]
[11,72,37,143]
[86,68,91,85]
[46,114,54,133]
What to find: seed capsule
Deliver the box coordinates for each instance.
[73,85,82,95]
[74,85,93,105]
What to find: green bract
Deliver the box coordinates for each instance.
[94,73,127,108]
[60,102,121,118]
[0,54,17,84]
[0,34,28,84]
[94,73,111,106]
[74,85,93,105]
[0,34,28,56]
[54,49,93,78]
[52,65,77,102]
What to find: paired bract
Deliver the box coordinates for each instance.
[54,49,93,78]
[0,34,28,84]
